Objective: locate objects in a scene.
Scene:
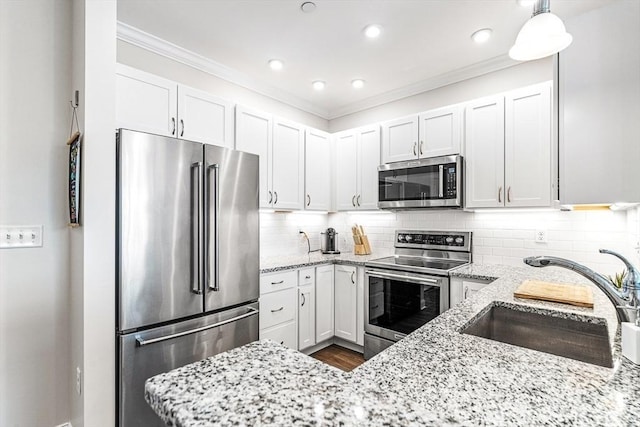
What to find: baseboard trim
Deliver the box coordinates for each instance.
[300,337,364,356]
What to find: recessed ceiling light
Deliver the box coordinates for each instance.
[312,80,326,91]
[351,79,365,89]
[363,24,382,38]
[517,0,536,7]
[268,59,284,70]
[471,28,493,44]
[300,2,316,13]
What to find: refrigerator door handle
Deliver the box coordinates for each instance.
[206,163,220,291]
[191,162,203,295]
[135,307,259,347]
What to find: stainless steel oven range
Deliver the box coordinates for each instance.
[364,230,472,359]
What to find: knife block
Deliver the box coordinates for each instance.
[354,235,372,255]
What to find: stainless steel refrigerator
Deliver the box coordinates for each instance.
[116,129,260,426]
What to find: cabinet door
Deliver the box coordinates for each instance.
[357,126,381,210]
[298,285,316,351]
[177,85,234,148]
[335,131,359,211]
[305,129,331,211]
[334,265,357,342]
[260,321,297,349]
[356,267,365,346]
[505,83,552,207]
[235,105,272,208]
[418,105,462,158]
[465,96,505,208]
[272,119,304,210]
[115,64,177,137]
[315,265,334,343]
[462,280,489,301]
[450,277,491,306]
[560,1,640,205]
[381,115,419,163]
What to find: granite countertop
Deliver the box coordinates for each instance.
[146,263,640,426]
[260,251,393,274]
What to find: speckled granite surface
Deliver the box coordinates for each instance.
[147,264,640,426]
[260,251,392,273]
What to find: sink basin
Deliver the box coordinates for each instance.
[461,305,613,368]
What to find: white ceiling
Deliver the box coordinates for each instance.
[117,0,614,119]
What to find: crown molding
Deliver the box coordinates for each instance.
[117,22,519,122]
[116,22,330,119]
[326,55,518,120]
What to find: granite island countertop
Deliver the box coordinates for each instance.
[146,263,640,426]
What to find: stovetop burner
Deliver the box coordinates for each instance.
[366,230,472,276]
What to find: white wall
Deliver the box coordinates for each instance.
[329,57,553,132]
[0,1,72,425]
[117,40,329,131]
[69,1,117,426]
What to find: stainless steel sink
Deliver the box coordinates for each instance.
[461,305,613,368]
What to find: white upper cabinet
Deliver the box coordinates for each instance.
[381,115,419,163]
[305,129,331,211]
[381,106,462,163]
[177,85,234,148]
[236,108,304,210]
[560,0,640,204]
[272,119,305,210]
[116,64,234,148]
[335,131,359,211]
[116,64,177,137]
[465,96,505,208]
[418,105,462,158]
[235,105,272,208]
[465,82,552,209]
[335,126,380,211]
[358,126,381,210]
[504,84,552,207]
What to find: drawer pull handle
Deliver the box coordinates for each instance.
[271,280,284,285]
[271,307,284,313]
[305,275,311,279]
[280,341,284,345]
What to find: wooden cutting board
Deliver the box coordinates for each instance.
[514,280,594,308]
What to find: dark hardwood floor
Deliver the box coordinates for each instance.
[310,345,365,372]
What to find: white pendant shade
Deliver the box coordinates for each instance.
[509,11,573,61]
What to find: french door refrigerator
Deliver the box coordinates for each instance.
[116,129,260,426]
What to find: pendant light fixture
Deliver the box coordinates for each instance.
[509,0,572,61]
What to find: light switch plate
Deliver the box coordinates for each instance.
[0,225,43,248]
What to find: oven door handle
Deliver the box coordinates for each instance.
[366,270,439,284]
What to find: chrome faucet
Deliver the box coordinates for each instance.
[524,249,640,325]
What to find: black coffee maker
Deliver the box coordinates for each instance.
[320,228,340,254]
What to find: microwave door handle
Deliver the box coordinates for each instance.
[438,165,444,198]
[207,163,220,291]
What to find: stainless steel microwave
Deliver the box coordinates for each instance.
[378,155,463,209]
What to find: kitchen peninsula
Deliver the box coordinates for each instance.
[145,264,640,426]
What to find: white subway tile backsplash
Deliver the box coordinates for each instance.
[260,207,640,276]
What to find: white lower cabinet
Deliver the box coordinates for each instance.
[298,284,316,350]
[334,265,358,342]
[260,321,297,348]
[315,265,335,343]
[450,277,493,307]
[259,271,298,350]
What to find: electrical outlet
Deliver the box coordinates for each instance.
[535,229,547,243]
[76,367,82,395]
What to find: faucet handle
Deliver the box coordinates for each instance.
[599,249,640,282]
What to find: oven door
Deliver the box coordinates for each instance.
[365,268,449,342]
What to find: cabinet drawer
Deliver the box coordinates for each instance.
[298,268,315,287]
[260,270,297,294]
[259,287,296,329]
[260,320,296,350]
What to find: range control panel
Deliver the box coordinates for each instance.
[395,230,472,251]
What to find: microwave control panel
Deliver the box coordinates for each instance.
[444,165,457,198]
